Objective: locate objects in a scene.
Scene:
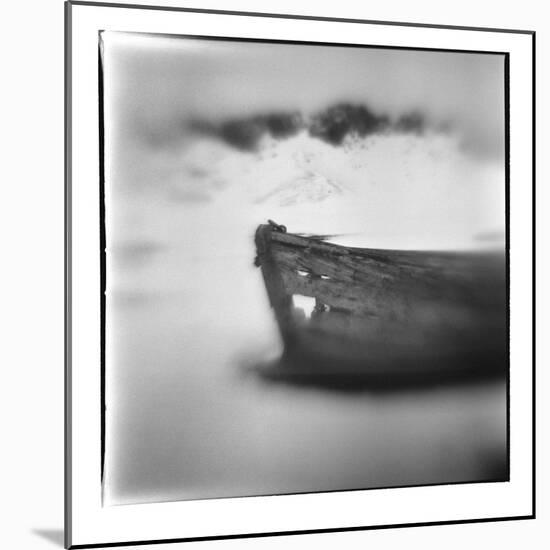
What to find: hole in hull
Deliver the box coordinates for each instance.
[292,294,316,318]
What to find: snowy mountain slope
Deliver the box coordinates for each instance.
[108,123,505,277]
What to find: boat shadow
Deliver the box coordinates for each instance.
[244,355,506,394]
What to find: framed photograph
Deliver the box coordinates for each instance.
[65,1,535,547]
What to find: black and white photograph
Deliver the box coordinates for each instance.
[101,31,508,506]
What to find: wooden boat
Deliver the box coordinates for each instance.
[254,221,507,381]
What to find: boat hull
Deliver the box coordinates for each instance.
[254,223,507,379]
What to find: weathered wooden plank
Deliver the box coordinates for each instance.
[269,235,504,283]
[271,240,504,314]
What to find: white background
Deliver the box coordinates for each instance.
[70,3,533,546]
[0,0,546,549]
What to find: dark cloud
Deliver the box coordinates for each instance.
[186,103,441,151]
[189,111,303,151]
[394,111,427,135]
[309,103,390,145]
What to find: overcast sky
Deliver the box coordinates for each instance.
[102,31,505,161]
